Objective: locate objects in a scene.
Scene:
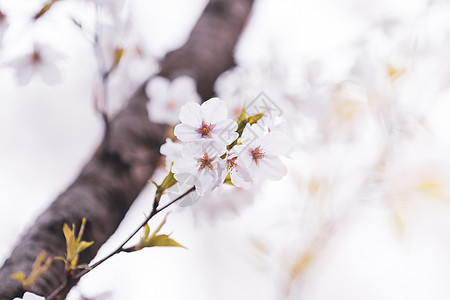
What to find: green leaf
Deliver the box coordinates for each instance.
[153,172,178,206]
[10,272,25,282]
[134,212,186,251]
[143,223,150,239]
[227,111,265,151]
[223,173,233,185]
[158,172,178,194]
[10,251,53,289]
[62,224,73,247]
[61,218,94,272]
[112,47,125,68]
[76,241,94,254]
[247,112,265,125]
[236,106,247,124]
[54,256,66,262]
[151,212,170,237]
[143,234,186,248]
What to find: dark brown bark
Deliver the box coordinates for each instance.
[0,0,254,298]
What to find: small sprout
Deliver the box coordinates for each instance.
[55,218,94,272]
[132,212,185,251]
[11,251,53,289]
[227,108,265,151]
[151,171,178,206]
[246,111,265,125]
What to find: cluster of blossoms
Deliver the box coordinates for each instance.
[148,76,291,198]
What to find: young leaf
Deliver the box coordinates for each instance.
[60,218,94,272]
[228,111,265,150]
[142,234,186,248]
[10,251,53,289]
[133,212,186,251]
[10,272,25,282]
[247,112,264,125]
[153,171,178,205]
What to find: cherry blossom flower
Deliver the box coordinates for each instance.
[0,10,8,44]
[234,124,290,183]
[146,76,201,125]
[13,292,46,300]
[191,184,256,222]
[160,138,183,172]
[7,42,63,85]
[172,142,226,195]
[87,0,126,18]
[174,97,238,146]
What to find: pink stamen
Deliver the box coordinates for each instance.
[196,120,215,138]
[227,156,238,172]
[198,152,216,171]
[249,146,265,164]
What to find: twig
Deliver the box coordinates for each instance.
[47,186,195,300]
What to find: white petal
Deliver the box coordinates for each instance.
[179,101,202,126]
[196,169,218,194]
[213,119,238,145]
[230,167,253,189]
[235,149,252,167]
[258,156,287,181]
[172,76,199,98]
[145,76,170,100]
[148,101,180,125]
[174,123,201,141]
[201,97,228,123]
[22,292,46,300]
[38,63,61,85]
[261,131,291,156]
[239,124,263,148]
[16,65,34,85]
[173,158,199,177]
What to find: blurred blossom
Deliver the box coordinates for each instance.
[146,76,201,125]
[7,42,63,85]
[382,143,450,206]
[160,138,183,172]
[191,185,256,223]
[0,10,8,44]
[87,0,126,19]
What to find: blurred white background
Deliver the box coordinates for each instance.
[2,0,450,299]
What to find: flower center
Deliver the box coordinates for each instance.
[249,146,265,164]
[167,100,176,110]
[198,152,216,171]
[32,50,42,64]
[196,121,215,138]
[227,156,238,172]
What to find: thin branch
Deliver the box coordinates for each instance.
[47,186,195,300]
